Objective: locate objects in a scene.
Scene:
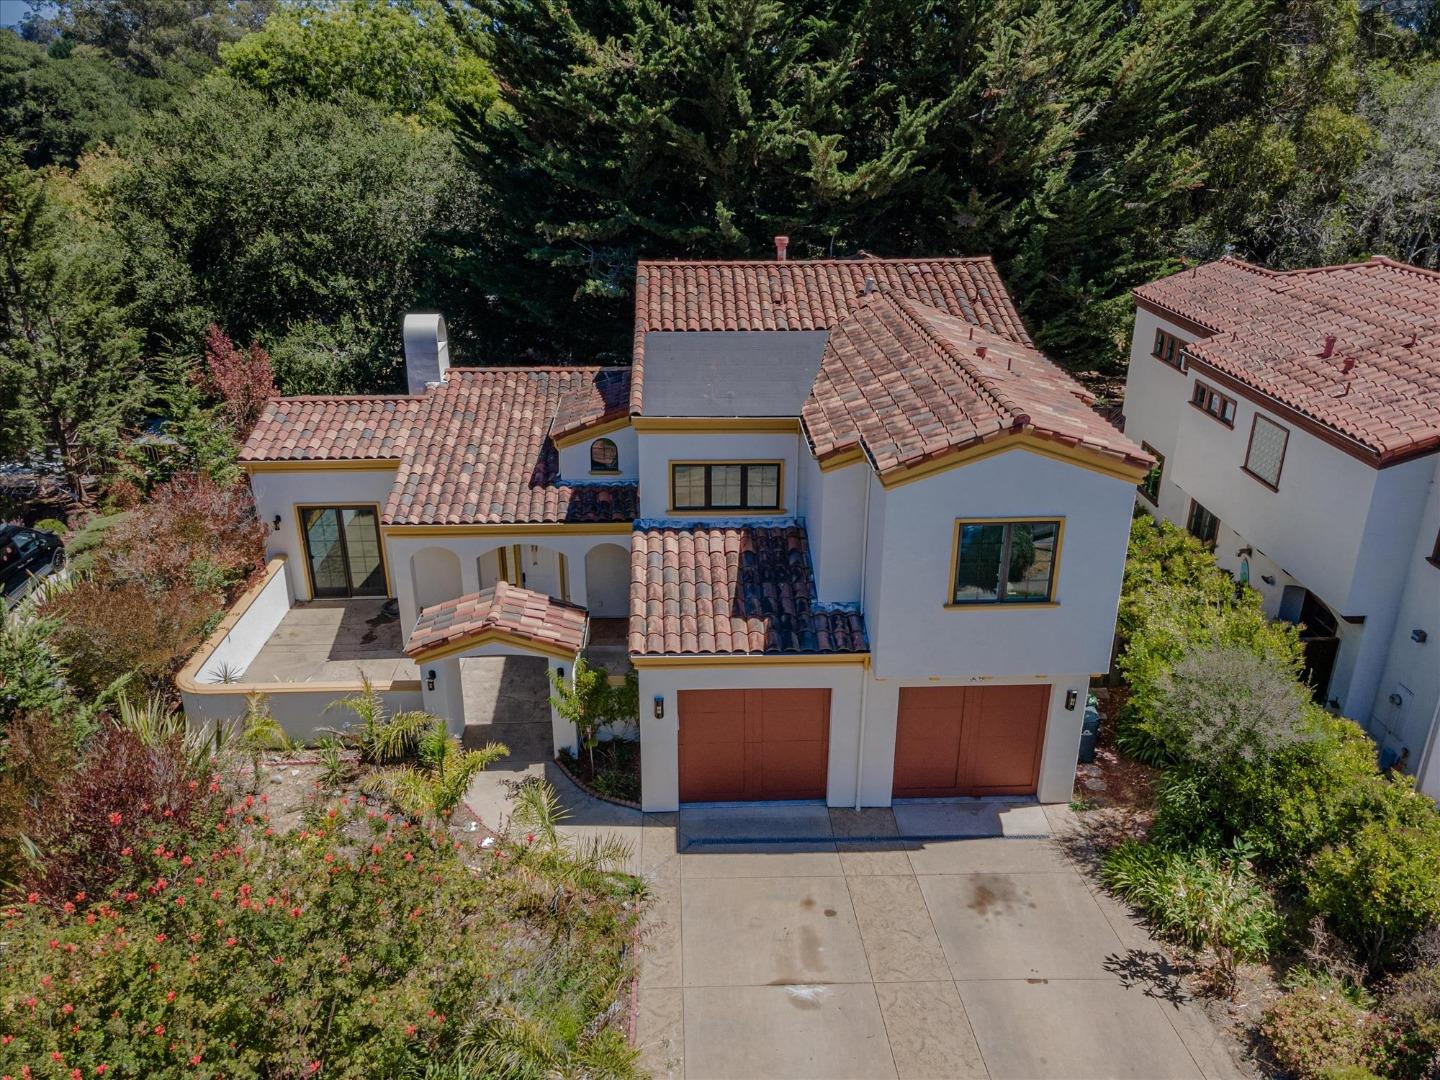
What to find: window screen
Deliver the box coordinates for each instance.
[1244,416,1288,488]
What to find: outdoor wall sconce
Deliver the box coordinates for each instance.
[1261,574,1277,586]
[272,514,282,530]
[426,669,436,692]
[1390,692,1404,708]
[556,667,565,681]
[1414,629,1429,644]
[1237,546,1253,558]
[1065,689,1079,711]
[653,695,665,720]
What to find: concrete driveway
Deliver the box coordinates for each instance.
[634,802,1253,1080]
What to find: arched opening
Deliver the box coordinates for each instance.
[411,546,463,613]
[584,542,630,618]
[478,543,569,600]
[1279,586,1340,703]
[590,437,619,474]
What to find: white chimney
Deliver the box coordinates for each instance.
[403,313,449,394]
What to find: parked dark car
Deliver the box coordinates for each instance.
[1,524,65,607]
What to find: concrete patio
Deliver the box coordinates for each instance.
[242,599,417,685]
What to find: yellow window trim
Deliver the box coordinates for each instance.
[668,459,786,514]
[946,516,1065,609]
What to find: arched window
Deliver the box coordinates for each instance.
[590,437,619,473]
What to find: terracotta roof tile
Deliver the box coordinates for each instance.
[386,368,639,525]
[802,292,1150,477]
[631,256,1033,413]
[405,580,587,658]
[550,368,631,442]
[629,523,867,657]
[240,396,423,462]
[1135,257,1440,462]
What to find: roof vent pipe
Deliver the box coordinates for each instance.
[976,345,988,360]
[403,313,449,395]
[774,235,789,261]
[1320,334,1337,359]
[862,275,876,295]
[1342,357,1355,374]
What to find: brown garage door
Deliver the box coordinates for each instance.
[892,685,1049,798]
[678,688,830,802]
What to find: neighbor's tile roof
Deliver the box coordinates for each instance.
[549,367,631,442]
[240,396,423,462]
[803,292,1151,477]
[629,523,867,657]
[1135,256,1440,463]
[630,256,1033,413]
[385,369,639,525]
[405,580,587,658]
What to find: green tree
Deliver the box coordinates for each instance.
[221,0,500,126]
[0,145,145,502]
[108,76,474,388]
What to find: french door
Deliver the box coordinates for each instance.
[300,506,387,598]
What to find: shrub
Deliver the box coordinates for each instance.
[46,578,214,695]
[200,323,276,439]
[0,797,642,1077]
[1378,963,1440,1076]
[97,471,265,598]
[1103,839,1280,986]
[1264,983,1380,1080]
[101,476,143,511]
[31,516,66,535]
[1305,777,1440,966]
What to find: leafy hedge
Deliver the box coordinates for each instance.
[1114,518,1440,966]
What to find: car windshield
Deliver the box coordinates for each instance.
[0,527,33,574]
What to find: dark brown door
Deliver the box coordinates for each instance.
[892,685,1049,797]
[678,689,830,802]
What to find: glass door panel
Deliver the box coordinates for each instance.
[303,508,349,598]
[341,508,386,596]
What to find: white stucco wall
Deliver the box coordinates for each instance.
[192,562,293,683]
[636,663,866,812]
[809,461,867,605]
[248,467,399,600]
[1121,307,1199,471]
[636,431,802,519]
[863,448,1136,680]
[556,425,639,482]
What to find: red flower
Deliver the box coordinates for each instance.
[166,991,176,1002]
[62,1003,73,1014]
[189,1055,202,1066]
[26,892,37,904]
[225,937,237,948]
[95,1065,108,1075]
[155,933,166,944]
[107,813,122,826]
[120,848,132,858]
[154,1024,165,1036]
[405,1024,417,1037]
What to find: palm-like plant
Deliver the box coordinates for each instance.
[236,693,291,787]
[363,715,506,822]
[508,778,640,898]
[329,675,434,764]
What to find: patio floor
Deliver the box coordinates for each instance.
[242,599,418,685]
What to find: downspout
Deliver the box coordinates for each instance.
[854,468,873,810]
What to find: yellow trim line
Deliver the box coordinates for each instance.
[241,459,401,472]
[631,653,870,668]
[632,416,801,434]
[881,432,1148,488]
[551,414,632,448]
[407,629,580,664]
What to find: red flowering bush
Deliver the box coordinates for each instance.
[200,325,276,440]
[0,798,642,1078]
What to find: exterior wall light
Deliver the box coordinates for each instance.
[1413,629,1428,644]
[426,669,436,692]
[653,695,665,720]
[1065,689,1079,711]
[272,514,282,530]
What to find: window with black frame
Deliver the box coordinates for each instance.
[590,438,620,473]
[670,462,781,511]
[1138,443,1164,504]
[949,519,1061,606]
[1186,500,1220,545]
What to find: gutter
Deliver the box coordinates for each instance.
[854,470,873,810]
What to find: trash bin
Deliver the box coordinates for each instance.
[1077,695,1102,764]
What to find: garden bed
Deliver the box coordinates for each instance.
[557,738,642,806]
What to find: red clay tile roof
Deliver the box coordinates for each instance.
[405,580,587,659]
[631,256,1033,414]
[240,396,423,462]
[803,292,1151,477]
[629,523,867,657]
[1135,256,1440,463]
[386,368,639,525]
[549,368,631,442]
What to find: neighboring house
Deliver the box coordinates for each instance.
[207,247,1148,813]
[1123,256,1440,799]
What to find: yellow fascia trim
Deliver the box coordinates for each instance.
[817,447,866,472]
[382,522,634,538]
[946,515,1066,609]
[241,459,401,473]
[881,433,1147,489]
[551,414,632,449]
[633,416,800,435]
[408,629,579,664]
[631,652,870,668]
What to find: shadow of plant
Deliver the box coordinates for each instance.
[1105,947,1194,1008]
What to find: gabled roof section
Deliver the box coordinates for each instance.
[386,368,639,526]
[803,292,1151,481]
[241,396,423,462]
[549,368,631,444]
[629,523,867,657]
[1136,256,1440,463]
[405,580,587,661]
[631,256,1034,414]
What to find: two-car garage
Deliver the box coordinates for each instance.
[674,683,1050,804]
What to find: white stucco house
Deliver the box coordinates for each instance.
[184,248,1151,813]
[1122,256,1440,799]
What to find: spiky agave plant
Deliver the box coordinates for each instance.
[114,692,214,775]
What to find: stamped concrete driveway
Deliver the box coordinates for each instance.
[634,802,1253,1080]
